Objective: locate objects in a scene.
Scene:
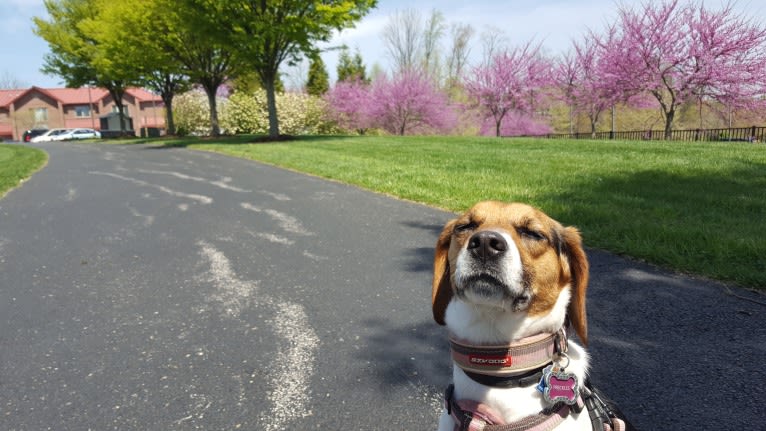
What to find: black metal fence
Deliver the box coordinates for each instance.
[517,125,766,142]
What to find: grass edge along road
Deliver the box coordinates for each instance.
[167,134,764,290]
[0,144,47,199]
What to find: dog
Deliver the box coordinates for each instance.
[432,201,631,431]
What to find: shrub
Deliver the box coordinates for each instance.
[221,91,268,134]
[221,89,341,136]
[173,91,212,136]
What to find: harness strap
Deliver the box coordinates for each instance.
[445,384,575,431]
[581,384,627,431]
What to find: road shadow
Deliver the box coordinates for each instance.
[400,220,446,236]
[575,248,765,430]
[399,219,451,273]
[356,317,451,395]
[401,247,434,273]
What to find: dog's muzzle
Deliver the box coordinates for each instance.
[455,231,529,309]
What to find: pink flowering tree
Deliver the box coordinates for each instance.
[556,33,624,137]
[369,69,457,135]
[602,0,766,139]
[324,79,375,134]
[464,41,553,137]
[555,50,579,134]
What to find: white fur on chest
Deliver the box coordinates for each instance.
[438,290,592,430]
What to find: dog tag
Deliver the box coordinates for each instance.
[543,370,579,405]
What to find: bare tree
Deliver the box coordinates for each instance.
[480,26,508,66]
[422,9,446,79]
[0,70,26,89]
[445,22,474,90]
[382,9,423,72]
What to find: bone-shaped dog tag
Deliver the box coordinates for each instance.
[543,370,579,405]
[541,353,579,405]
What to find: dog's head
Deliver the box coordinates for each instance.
[432,201,589,345]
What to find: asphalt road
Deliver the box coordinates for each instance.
[1,141,764,430]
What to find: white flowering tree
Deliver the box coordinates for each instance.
[176,89,340,136]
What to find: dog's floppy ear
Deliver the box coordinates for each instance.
[560,226,589,346]
[432,219,456,325]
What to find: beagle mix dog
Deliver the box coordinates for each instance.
[432,201,629,431]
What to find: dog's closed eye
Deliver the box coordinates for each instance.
[516,227,546,241]
[454,221,477,233]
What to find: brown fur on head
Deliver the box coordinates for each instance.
[431,201,589,345]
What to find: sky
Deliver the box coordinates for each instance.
[2,0,765,89]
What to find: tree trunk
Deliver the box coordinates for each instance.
[163,95,176,136]
[202,84,220,137]
[569,104,574,135]
[663,108,675,140]
[108,88,128,136]
[265,78,280,139]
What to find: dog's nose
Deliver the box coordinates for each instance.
[468,231,507,261]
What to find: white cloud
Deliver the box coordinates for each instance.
[333,15,389,45]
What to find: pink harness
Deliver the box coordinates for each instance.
[445,383,580,431]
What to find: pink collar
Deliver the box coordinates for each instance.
[449,332,559,376]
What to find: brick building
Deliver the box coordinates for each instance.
[0,86,165,141]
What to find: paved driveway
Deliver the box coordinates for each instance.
[1,142,763,430]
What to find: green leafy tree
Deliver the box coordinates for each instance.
[306,56,329,96]
[184,0,377,139]
[89,0,190,135]
[231,71,284,96]
[161,1,241,136]
[337,47,368,83]
[34,0,137,134]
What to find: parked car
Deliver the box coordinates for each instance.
[22,128,49,142]
[30,128,70,143]
[56,128,101,141]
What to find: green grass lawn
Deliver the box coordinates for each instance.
[160,134,765,289]
[0,144,48,199]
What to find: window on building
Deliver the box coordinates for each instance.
[32,107,48,123]
[75,105,91,118]
[112,105,129,116]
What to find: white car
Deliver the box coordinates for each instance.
[55,128,102,141]
[30,128,70,143]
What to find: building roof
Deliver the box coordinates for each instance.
[0,89,26,108]
[45,87,109,105]
[0,86,161,108]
